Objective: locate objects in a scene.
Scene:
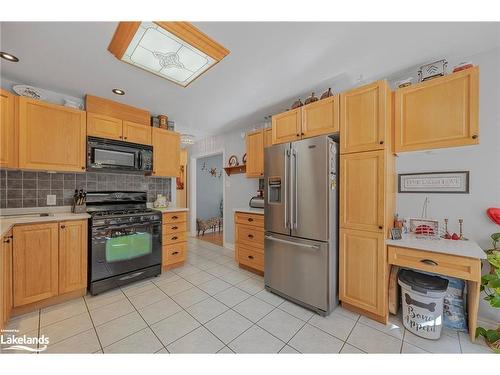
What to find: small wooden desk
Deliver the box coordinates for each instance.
[386,237,485,342]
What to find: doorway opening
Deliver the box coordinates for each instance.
[195,153,224,246]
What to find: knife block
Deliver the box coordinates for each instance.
[72,203,87,214]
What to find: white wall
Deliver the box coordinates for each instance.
[196,154,223,220]
[188,129,261,248]
[396,47,500,323]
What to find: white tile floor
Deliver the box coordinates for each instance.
[0,237,494,354]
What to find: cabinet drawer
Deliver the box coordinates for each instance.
[238,246,264,271]
[237,225,264,251]
[163,222,187,234]
[163,232,186,245]
[163,242,186,266]
[387,246,481,281]
[163,211,187,224]
[235,212,264,228]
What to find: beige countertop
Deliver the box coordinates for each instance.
[148,206,189,213]
[234,207,264,215]
[386,234,486,259]
[0,207,90,238]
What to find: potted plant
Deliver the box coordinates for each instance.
[475,232,500,353]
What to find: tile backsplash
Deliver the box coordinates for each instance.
[0,170,171,208]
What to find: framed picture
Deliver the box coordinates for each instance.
[391,228,403,240]
[398,171,469,194]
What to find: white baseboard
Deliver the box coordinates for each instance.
[224,242,234,250]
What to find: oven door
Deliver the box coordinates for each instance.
[88,140,140,171]
[91,221,161,282]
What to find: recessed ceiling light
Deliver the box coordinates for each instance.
[0,51,19,62]
[108,22,230,87]
[112,88,125,95]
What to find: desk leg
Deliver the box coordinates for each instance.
[467,280,480,342]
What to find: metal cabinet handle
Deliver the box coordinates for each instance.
[379,140,384,145]
[378,225,383,230]
[248,255,254,260]
[3,239,10,243]
[247,218,253,222]
[172,216,178,220]
[248,234,254,239]
[172,251,179,255]
[171,236,178,240]
[472,135,478,139]
[172,226,178,230]
[60,225,66,229]
[420,259,438,266]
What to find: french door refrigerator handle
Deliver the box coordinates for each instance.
[265,235,319,250]
[284,148,289,229]
[292,148,298,229]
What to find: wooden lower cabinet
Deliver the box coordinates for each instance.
[162,211,187,270]
[1,230,13,329]
[235,212,264,273]
[59,220,88,294]
[339,228,387,320]
[13,223,59,307]
[11,220,88,312]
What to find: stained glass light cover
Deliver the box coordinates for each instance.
[121,22,216,87]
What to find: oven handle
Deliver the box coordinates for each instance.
[138,151,143,169]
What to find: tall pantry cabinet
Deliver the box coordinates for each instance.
[338,80,395,323]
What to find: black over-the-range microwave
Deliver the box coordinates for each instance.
[87,136,153,173]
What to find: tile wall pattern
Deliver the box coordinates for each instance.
[0,169,171,208]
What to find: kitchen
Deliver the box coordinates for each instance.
[0,7,499,373]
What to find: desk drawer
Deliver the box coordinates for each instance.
[238,245,264,271]
[163,242,186,265]
[163,211,187,224]
[163,222,187,234]
[387,246,481,281]
[235,212,264,228]
[237,225,264,251]
[163,232,187,245]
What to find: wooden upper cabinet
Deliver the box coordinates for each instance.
[339,228,385,316]
[264,128,272,148]
[340,150,385,233]
[395,67,479,152]
[18,98,86,172]
[152,128,180,177]
[13,223,59,307]
[59,220,87,294]
[87,112,123,141]
[302,95,340,138]
[0,89,17,168]
[272,108,301,145]
[246,129,264,178]
[340,80,389,154]
[123,120,152,145]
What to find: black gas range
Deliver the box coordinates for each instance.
[87,191,162,295]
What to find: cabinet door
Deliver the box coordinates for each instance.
[340,151,385,232]
[339,228,386,316]
[59,220,87,294]
[152,128,180,177]
[340,80,389,153]
[246,129,264,178]
[18,98,86,172]
[87,112,123,141]
[123,120,152,145]
[302,95,340,138]
[395,67,479,152]
[13,223,59,307]
[264,128,272,148]
[2,231,13,327]
[272,108,301,145]
[0,89,17,168]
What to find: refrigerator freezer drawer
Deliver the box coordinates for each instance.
[264,232,330,312]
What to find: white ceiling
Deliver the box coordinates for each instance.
[1,22,499,139]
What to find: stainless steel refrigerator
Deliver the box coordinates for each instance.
[264,135,338,315]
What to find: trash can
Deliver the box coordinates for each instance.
[398,269,449,340]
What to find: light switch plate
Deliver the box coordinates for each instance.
[46,194,56,206]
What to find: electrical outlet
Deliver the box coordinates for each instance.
[46,194,56,206]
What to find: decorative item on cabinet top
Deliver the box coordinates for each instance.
[304,92,318,105]
[320,87,333,99]
[417,59,448,82]
[12,84,47,100]
[291,98,303,109]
